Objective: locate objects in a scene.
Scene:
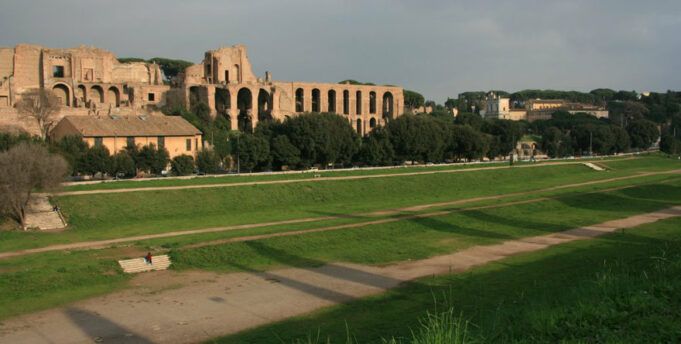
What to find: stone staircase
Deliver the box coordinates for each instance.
[23,194,67,230]
[118,255,172,274]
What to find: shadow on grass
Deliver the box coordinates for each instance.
[217,223,681,344]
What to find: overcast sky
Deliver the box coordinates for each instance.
[1,0,679,102]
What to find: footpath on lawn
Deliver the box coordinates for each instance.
[56,158,636,196]
[1,206,679,344]
[2,167,680,260]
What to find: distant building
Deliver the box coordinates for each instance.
[480,92,608,122]
[50,115,202,159]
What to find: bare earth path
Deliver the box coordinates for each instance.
[2,169,679,260]
[55,158,636,196]
[1,206,680,344]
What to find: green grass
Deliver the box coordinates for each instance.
[170,180,681,273]
[58,154,657,193]
[1,177,680,322]
[214,216,681,344]
[2,155,677,253]
[0,248,129,320]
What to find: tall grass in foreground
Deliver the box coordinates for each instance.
[293,301,475,344]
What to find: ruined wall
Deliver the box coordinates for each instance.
[13,44,43,92]
[0,48,14,80]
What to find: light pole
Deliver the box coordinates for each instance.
[589,130,593,156]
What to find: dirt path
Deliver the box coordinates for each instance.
[1,206,679,344]
[55,158,636,196]
[2,169,679,261]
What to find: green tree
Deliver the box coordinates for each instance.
[611,126,631,153]
[237,133,270,172]
[627,119,659,149]
[357,127,395,166]
[448,125,488,161]
[108,151,136,178]
[135,144,169,174]
[196,149,220,174]
[660,134,681,155]
[171,155,195,176]
[80,145,111,177]
[385,114,448,163]
[403,90,425,110]
[541,127,571,158]
[54,135,88,175]
[270,135,300,170]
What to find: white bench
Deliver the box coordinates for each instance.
[118,254,171,274]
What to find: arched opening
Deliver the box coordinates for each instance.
[189,86,209,109]
[107,86,120,107]
[383,92,394,120]
[343,90,349,115]
[369,91,377,114]
[234,64,241,83]
[76,85,87,106]
[370,118,377,128]
[91,85,104,103]
[215,88,230,115]
[311,89,320,113]
[356,91,362,115]
[295,88,304,112]
[327,90,336,113]
[52,84,70,107]
[258,89,273,122]
[237,88,253,132]
[356,119,362,135]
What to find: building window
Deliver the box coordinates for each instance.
[126,136,135,148]
[157,136,165,149]
[186,138,192,151]
[94,137,103,146]
[148,93,155,101]
[52,66,64,78]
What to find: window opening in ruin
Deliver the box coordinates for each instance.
[328,90,336,113]
[148,93,155,101]
[52,66,64,78]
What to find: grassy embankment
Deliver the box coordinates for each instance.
[1,155,678,253]
[2,171,681,321]
[215,216,681,344]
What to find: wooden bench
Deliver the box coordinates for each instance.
[118,254,172,274]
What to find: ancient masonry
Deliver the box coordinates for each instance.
[0,44,404,135]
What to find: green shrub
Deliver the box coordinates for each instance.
[171,154,195,176]
[196,149,220,174]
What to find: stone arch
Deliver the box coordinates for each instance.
[369,91,377,114]
[258,88,273,121]
[52,83,70,107]
[215,88,230,115]
[107,86,120,107]
[356,118,362,135]
[311,88,320,113]
[295,88,304,112]
[237,87,253,132]
[91,85,104,103]
[356,90,362,115]
[327,89,337,113]
[343,90,349,115]
[383,92,394,119]
[76,85,87,106]
[370,117,377,128]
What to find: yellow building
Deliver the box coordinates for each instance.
[51,115,203,159]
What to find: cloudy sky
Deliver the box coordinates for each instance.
[1,0,679,102]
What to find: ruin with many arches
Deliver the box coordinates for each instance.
[182,45,404,135]
[0,44,404,136]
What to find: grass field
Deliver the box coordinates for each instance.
[1,155,678,253]
[215,216,681,343]
[0,154,679,327]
